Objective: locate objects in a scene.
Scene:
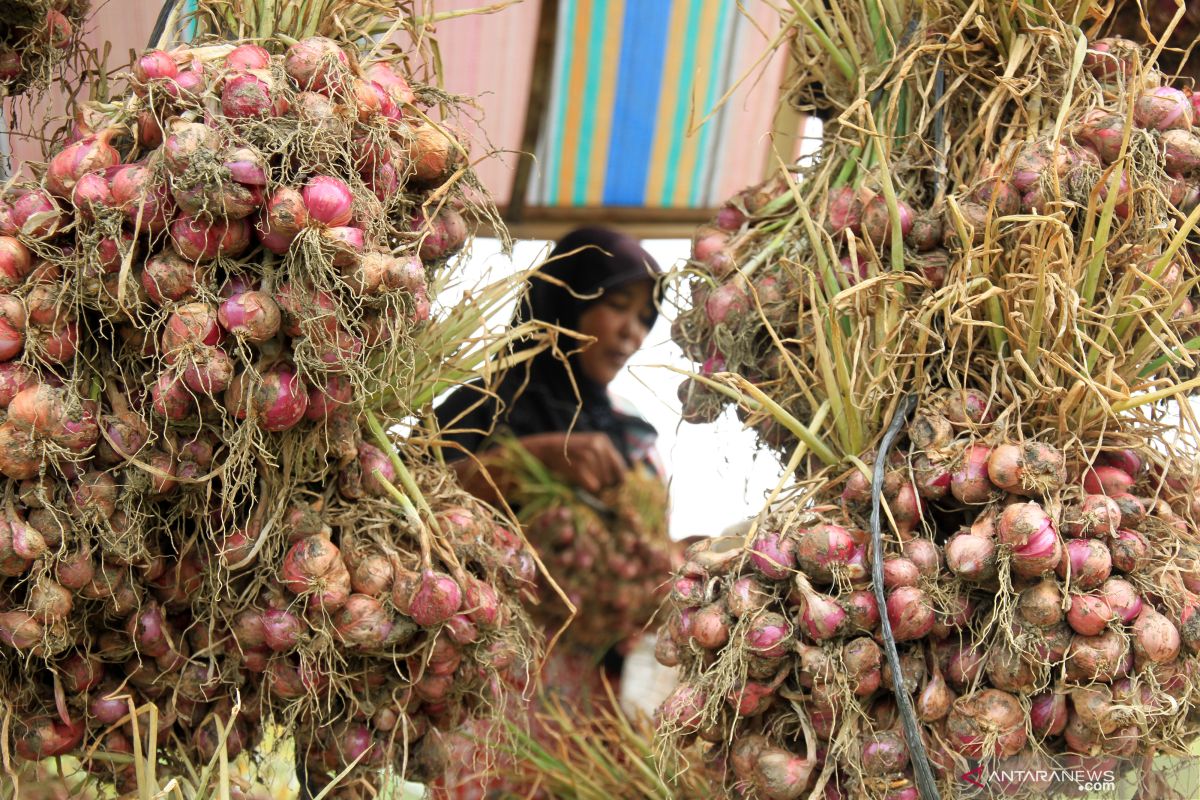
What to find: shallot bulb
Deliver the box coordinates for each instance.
[46,133,120,198]
[727,676,781,716]
[1065,628,1128,683]
[945,531,996,582]
[414,207,469,261]
[996,501,1053,550]
[222,70,279,119]
[1082,464,1134,496]
[1135,87,1194,131]
[825,186,863,236]
[9,189,63,237]
[142,250,208,305]
[860,195,915,246]
[170,215,251,262]
[748,530,795,580]
[950,445,995,504]
[1066,593,1113,636]
[1030,691,1069,738]
[861,730,908,776]
[1109,529,1148,573]
[0,237,32,289]
[284,36,348,92]
[1162,129,1200,175]
[406,570,463,626]
[110,165,173,233]
[840,588,880,632]
[917,658,955,722]
[1133,605,1180,665]
[226,44,272,71]
[281,535,351,610]
[302,176,354,227]
[790,574,845,641]
[655,684,706,734]
[1062,494,1122,539]
[752,744,815,800]
[163,122,221,175]
[262,608,303,651]
[1085,38,1136,81]
[987,442,1065,496]
[410,124,464,182]
[1057,538,1112,591]
[218,290,281,343]
[946,689,1027,759]
[365,62,415,106]
[332,594,393,649]
[746,610,793,656]
[1018,579,1064,629]
[1077,110,1125,164]
[793,524,855,582]
[886,586,934,641]
[224,147,268,185]
[133,49,178,85]
[690,603,731,649]
[692,226,734,277]
[224,365,309,432]
[1099,577,1143,624]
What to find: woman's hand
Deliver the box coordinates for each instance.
[524,431,627,494]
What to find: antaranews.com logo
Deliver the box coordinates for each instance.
[961,764,1117,794]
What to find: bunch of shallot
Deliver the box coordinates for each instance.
[500,446,673,651]
[0,31,537,793]
[655,393,1200,798]
[0,460,539,792]
[672,34,1200,454]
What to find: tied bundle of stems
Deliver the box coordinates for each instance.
[177,0,519,56]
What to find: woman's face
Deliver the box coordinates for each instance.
[576,280,655,386]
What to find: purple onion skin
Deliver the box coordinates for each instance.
[749,531,796,581]
[408,570,462,627]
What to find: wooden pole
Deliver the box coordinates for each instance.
[506,0,561,224]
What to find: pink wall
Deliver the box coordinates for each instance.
[712,3,797,203]
[425,0,539,205]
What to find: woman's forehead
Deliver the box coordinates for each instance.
[605,280,655,298]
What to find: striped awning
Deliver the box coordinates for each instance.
[524,0,801,214]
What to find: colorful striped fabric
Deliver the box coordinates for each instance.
[530,0,791,210]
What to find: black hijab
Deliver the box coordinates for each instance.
[435,227,662,462]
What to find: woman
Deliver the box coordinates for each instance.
[435,226,663,502]
[430,228,666,799]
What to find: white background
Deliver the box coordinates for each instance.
[436,237,784,540]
